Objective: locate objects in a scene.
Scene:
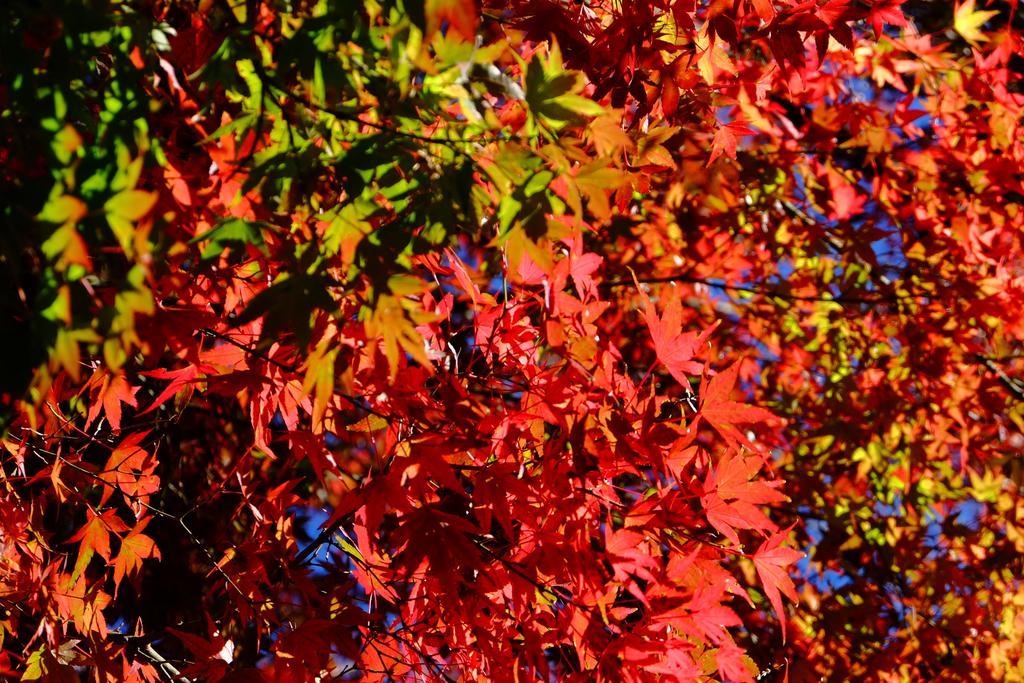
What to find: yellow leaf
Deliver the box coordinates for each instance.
[21,646,80,682]
[303,341,338,430]
[39,195,87,226]
[347,414,388,432]
[364,295,434,379]
[225,0,247,23]
[695,26,736,86]
[955,0,998,44]
[52,125,83,165]
[42,223,92,272]
[105,190,157,221]
[105,190,157,255]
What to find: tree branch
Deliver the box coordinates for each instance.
[601,272,921,306]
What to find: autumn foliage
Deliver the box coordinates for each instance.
[2,0,1024,680]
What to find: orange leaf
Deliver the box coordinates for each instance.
[68,509,129,582]
[425,0,477,40]
[111,518,160,595]
[99,432,159,507]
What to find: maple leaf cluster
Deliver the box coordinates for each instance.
[1,0,1023,681]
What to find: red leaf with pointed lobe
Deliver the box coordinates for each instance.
[698,363,777,450]
[753,529,803,642]
[85,371,138,432]
[702,453,786,544]
[636,276,718,386]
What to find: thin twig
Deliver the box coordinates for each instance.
[602,272,919,305]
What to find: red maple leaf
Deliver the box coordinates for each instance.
[168,625,231,683]
[752,529,803,642]
[84,371,139,432]
[702,453,786,545]
[636,276,717,386]
[866,0,907,35]
[709,120,754,164]
[697,363,776,450]
[138,365,200,415]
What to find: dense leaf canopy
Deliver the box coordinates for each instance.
[2,0,1024,681]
